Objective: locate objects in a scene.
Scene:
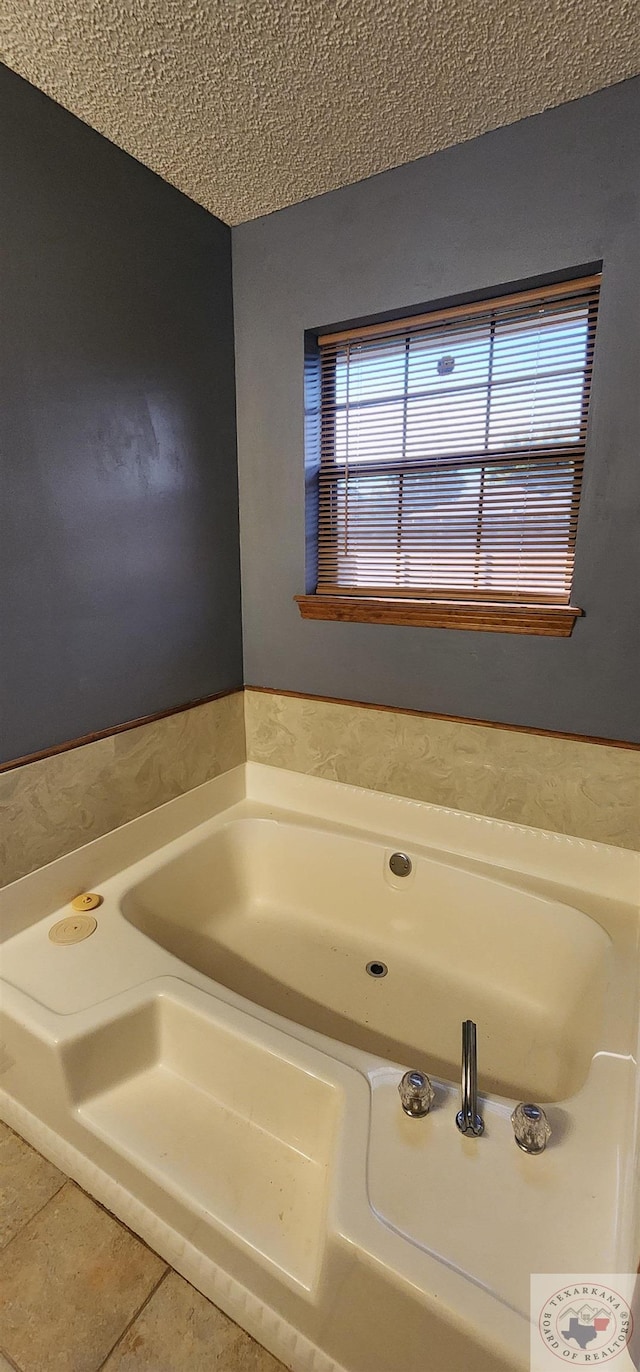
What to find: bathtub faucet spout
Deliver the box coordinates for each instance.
[455,1020,484,1137]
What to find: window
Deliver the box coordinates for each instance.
[297,274,600,635]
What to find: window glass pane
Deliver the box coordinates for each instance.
[488,313,588,448]
[407,327,491,395]
[477,465,574,594]
[401,468,482,588]
[331,473,401,584]
[335,342,406,404]
[334,399,405,462]
[491,314,588,382]
[487,374,586,449]
[405,391,488,457]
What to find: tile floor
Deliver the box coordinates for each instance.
[0,1122,286,1371]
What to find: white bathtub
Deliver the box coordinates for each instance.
[119,813,611,1103]
[1,762,639,1372]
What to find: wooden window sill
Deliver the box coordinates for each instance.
[295,595,583,636]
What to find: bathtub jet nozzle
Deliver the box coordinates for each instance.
[389,852,412,877]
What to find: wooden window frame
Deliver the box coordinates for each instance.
[297,276,600,635]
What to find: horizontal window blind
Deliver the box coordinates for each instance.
[316,275,600,603]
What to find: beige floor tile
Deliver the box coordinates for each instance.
[102,1269,285,1371]
[0,1121,66,1250]
[0,1183,166,1372]
[0,1354,18,1371]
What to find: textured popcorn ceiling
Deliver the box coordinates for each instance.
[1,0,638,224]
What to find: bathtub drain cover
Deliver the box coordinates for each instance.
[49,914,98,945]
[366,960,388,978]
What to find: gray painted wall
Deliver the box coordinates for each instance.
[0,65,242,765]
[233,78,640,742]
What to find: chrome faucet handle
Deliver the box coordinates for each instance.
[511,1102,551,1154]
[456,1019,484,1136]
[399,1070,435,1117]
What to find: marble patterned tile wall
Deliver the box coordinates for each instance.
[0,693,245,888]
[245,689,640,851]
[3,686,637,891]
